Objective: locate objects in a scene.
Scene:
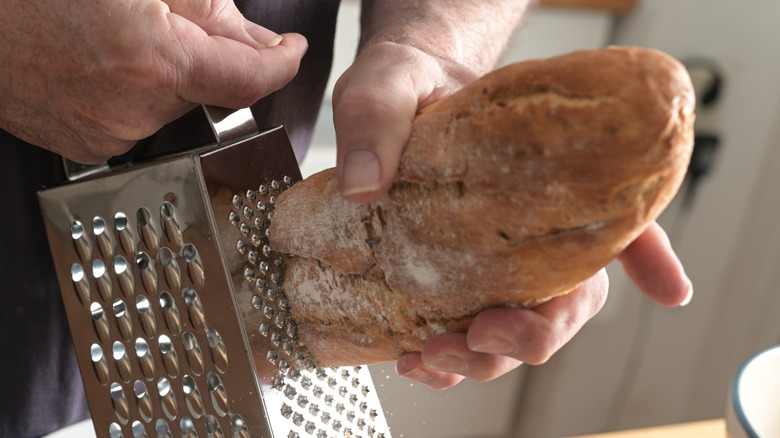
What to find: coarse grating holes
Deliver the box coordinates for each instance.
[114,212,134,255]
[205,415,223,436]
[158,292,181,335]
[114,255,134,298]
[158,334,179,378]
[180,417,197,438]
[135,296,156,338]
[207,372,229,417]
[181,288,205,331]
[112,341,132,383]
[136,207,158,251]
[71,263,90,304]
[53,169,390,437]
[93,216,113,258]
[206,329,228,374]
[133,380,153,423]
[157,377,177,421]
[90,302,110,343]
[182,331,204,376]
[160,201,183,248]
[134,338,155,381]
[159,247,181,291]
[182,374,204,419]
[90,343,109,385]
[135,251,157,294]
[70,220,91,262]
[92,259,112,301]
[230,414,249,437]
[113,299,133,341]
[110,382,129,424]
[108,422,122,438]
[154,419,171,438]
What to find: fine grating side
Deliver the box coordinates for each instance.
[39,120,392,438]
[224,182,389,438]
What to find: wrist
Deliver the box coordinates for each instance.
[358,0,528,75]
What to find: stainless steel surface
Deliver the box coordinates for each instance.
[203,106,259,145]
[39,107,391,438]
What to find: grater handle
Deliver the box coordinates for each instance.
[202,105,260,145]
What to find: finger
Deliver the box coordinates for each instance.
[617,221,693,307]
[421,332,523,382]
[166,14,307,108]
[333,73,417,202]
[396,353,465,390]
[332,44,438,203]
[468,269,609,365]
[162,0,280,48]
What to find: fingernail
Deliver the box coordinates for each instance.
[679,283,694,307]
[244,20,283,48]
[264,35,283,47]
[399,367,433,383]
[430,355,467,373]
[472,336,516,355]
[341,149,381,197]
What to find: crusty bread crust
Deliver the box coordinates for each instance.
[269,46,695,366]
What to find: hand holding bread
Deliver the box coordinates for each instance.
[269,46,696,367]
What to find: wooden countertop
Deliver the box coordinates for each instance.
[568,419,727,438]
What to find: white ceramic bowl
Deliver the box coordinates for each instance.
[726,345,780,438]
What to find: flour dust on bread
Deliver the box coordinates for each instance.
[269,46,696,366]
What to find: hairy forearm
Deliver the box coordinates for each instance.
[359,0,529,75]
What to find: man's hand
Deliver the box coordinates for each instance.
[332,42,477,203]
[395,222,692,390]
[0,0,307,163]
[332,41,693,392]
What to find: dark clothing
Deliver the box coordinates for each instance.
[0,2,340,436]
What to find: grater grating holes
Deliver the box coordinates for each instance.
[228,179,392,437]
[182,374,205,419]
[157,334,180,378]
[134,338,156,380]
[62,196,262,437]
[182,331,205,376]
[159,291,182,335]
[71,263,90,303]
[92,259,112,301]
[53,160,389,437]
[113,255,135,299]
[71,220,92,262]
[93,216,114,258]
[204,414,224,437]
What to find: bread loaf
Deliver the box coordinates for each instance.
[269,46,695,366]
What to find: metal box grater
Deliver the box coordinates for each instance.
[38,106,392,438]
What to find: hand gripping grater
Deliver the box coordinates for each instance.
[38,106,392,438]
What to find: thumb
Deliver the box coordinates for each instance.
[333,77,418,203]
[162,0,278,48]
[333,44,438,203]
[165,12,308,108]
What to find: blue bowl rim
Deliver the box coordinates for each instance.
[730,344,780,438]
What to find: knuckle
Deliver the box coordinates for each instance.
[522,325,566,365]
